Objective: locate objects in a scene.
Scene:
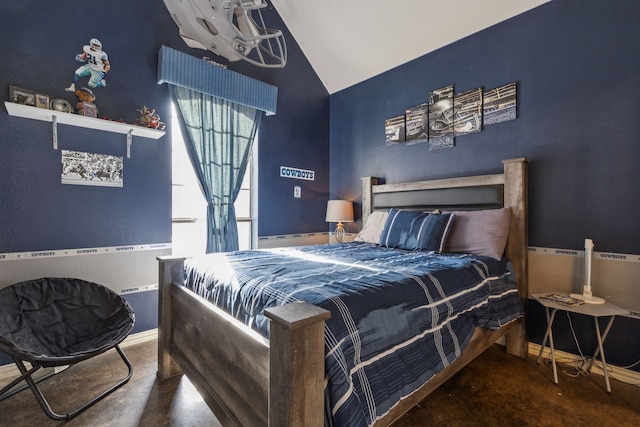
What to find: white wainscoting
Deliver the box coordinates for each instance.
[528,246,640,312]
[0,245,171,295]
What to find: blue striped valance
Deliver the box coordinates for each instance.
[157,45,277,115]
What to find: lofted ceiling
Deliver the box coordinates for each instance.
[270,0,551,94]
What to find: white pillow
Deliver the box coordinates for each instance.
[354,211,389,244]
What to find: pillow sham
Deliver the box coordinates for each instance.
[354,211,389,244]
[379,208,455,252]
[444,208,510,260]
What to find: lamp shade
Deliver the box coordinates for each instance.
[325,200,354,223]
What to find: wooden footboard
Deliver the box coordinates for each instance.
[157,256,330,427]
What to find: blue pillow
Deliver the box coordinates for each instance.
[379,209,455,252]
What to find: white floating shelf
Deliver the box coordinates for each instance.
[4,101,165,139]
[5,101,165,158]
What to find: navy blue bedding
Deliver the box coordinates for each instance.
[183,242,523,426]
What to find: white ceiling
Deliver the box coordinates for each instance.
[270,0,551,94]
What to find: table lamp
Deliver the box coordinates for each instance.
[326,200,354,243]
[570,238,605,304]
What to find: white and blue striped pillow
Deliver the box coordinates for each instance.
[379,208,455,252]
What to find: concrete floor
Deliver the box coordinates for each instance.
[0,339,638,426]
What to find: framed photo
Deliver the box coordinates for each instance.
[62,150,123,188]
[82,102,98,118]
[9,85,35,106]
[35,92,50,109]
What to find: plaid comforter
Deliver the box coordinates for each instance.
[183,242,523,426]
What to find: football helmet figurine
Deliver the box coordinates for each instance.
[163,0,287,68]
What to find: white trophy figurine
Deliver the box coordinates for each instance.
[571,238,605,304]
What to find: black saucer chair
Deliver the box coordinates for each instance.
[0,277,135,420]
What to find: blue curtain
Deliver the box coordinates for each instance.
[171,85,263,253]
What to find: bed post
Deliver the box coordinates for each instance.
[157,256,186,380]
[265,303,331,427]
[361,176,379,225]
[502,158,528,358]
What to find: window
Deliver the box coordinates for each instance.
[171,104,255,256]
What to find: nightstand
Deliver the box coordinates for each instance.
[531,293,628,393]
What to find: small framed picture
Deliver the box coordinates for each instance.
[82,102,98,118]
[35,92,50,109]
[9,85,35,106]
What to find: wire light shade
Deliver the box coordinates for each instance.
[326,200,354,243]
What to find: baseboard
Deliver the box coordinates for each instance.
[528,342,640,386]
[0,328,159,382]
[120,328,158,349]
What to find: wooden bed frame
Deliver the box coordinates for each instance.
[157,158,528,426]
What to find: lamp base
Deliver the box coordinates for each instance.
[570,292,605,305]
[334,222,345,243]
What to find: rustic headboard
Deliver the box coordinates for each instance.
[361,158,528,356]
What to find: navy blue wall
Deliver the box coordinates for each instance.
[0,1,330,255]
[0,1,173,252]
[329,0,640,255]
[329,0,640,373]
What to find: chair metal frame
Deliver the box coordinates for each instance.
[0,345,132,420]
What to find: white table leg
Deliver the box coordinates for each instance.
[588,316,616,393]
[536,307,559,385]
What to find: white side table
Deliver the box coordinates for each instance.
[531,293,628,393]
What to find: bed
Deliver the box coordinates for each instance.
[157,157,528,426]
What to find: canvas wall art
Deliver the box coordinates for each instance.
[385,115,406,145]
[454,87,483,136]
[384,81,517,149]
[428,85,455,150]
[404,103,429,145]
[483,82,517,125]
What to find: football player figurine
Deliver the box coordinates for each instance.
[65,38,110,92]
